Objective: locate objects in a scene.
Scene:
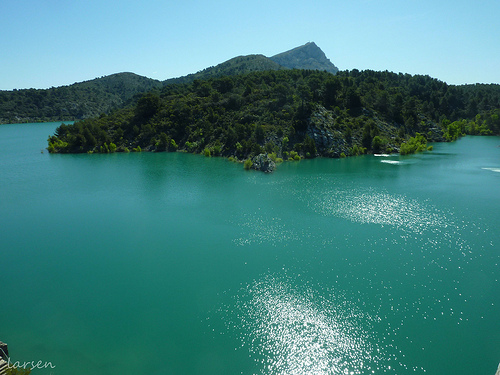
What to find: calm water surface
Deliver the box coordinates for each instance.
[0,123,499,375]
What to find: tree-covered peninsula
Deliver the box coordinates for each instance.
[47,69,500,170]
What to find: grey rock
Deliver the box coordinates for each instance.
[270,42,338,74]
[252,153,276,173]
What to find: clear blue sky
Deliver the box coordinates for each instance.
[1,0,499,90]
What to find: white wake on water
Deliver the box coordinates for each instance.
[482,167,500,173]
[380,160,404,165]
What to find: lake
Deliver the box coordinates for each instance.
[0,122,499,375]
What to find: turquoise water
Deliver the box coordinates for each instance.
[0,123,499,375]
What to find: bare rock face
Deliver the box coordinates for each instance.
[270,42,339,74]
[251,153,276,173]
[307,105,350,157]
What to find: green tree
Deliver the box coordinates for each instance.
[362,123,372,149]
[323,78,340,107]
[302,134,317,157]
[244,158,253,170]
[371,136,384,153]
[135,92,160,120]
[400,133,427,155]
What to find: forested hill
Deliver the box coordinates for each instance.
[48,69,500,166]
[1,42,338,124]
[165,42,339,85]
[163,55,286,85]
[0,73,162,124]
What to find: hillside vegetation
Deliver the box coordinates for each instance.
[47,69,500,165]
[0,73,162,124]
[164,55,286,86]
[0,43,338,124]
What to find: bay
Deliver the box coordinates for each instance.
[0,122,499,374]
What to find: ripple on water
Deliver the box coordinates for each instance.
[222,274,418,375]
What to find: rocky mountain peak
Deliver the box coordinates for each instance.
[269,42,338,74]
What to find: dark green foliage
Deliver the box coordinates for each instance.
[302,135,317,157]
[1,73,162,123]
[371,136,386,153]
[135,92,160,121]
[47,69,500,160]
[362,123,373,149]
[164,55,286,86]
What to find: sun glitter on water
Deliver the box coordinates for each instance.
[311,187,451,234]
[221,274,411,375]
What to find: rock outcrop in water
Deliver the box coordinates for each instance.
[251,154,276,173]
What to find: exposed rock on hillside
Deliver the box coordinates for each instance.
[165,43,338,85]
[307,106,349,157]
[270,42,339,74]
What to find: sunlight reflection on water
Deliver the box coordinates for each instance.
[310,187,451,234]
[222,274,416,375]
[224,176,493,374]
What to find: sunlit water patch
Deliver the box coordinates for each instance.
[310,187,450,233]
[272,177,496,348]
[219,274,420,375]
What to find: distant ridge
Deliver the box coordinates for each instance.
[0,72,162,124]
[0,43,339,123]
[164,54,286,85]
[270,42,338,74]
[164,42,338,85]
